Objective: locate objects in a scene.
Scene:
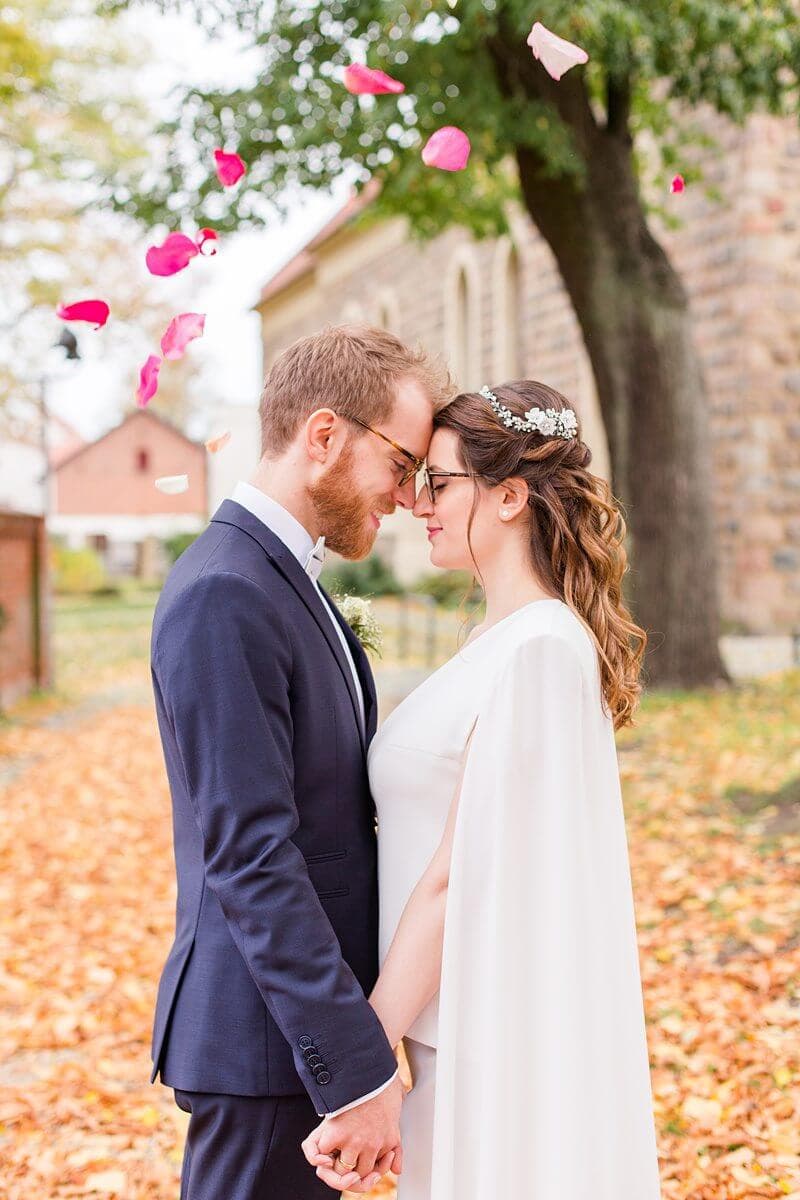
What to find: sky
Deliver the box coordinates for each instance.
[47,6,350,441]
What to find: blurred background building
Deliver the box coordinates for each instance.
[47,409,208,578]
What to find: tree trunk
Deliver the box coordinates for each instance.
[487,33,728,686]
[517,144,728,686]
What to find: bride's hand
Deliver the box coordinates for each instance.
[337,1149,398,1194]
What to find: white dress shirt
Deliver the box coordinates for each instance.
[230,481,398,1117]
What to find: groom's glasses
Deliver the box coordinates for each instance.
[345,415,425,486]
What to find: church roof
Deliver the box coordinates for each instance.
[256,178,381,307]
[51,407,202,474]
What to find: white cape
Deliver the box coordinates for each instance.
[429,631,662,1199]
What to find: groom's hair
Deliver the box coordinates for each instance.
[258,323,452,457]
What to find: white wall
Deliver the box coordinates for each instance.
[0,440,45,515]
[206,402,261,514]
[48,513,206,544]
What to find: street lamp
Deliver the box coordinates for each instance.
[39,326,81,517]
[55,327,81,361]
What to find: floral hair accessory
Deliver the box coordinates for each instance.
[479,384,578,441]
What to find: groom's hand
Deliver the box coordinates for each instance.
[301,1074,404,1191]
[304,1138,396,1195]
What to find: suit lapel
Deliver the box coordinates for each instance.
[212,500,367,753]
[320,585,379,744]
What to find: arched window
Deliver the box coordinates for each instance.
[374,289,400,332]
[136,448,149,473]
[492,237,523,379]
[454,268,470,383]
[444,245,481,389]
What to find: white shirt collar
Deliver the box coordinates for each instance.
[230,480,316,568]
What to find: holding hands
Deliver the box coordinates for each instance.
[301,1074,407,1193]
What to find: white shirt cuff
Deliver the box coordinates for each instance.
[319,1068,399,1119]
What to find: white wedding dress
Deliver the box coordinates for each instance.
[369,598,662,1200]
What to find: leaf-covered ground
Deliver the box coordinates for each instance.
[0,596,798,1197]
[618,675,800,1199]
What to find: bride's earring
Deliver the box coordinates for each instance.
[500,509,510,520]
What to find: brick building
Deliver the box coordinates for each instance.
[254,114,800,634]
[50,408,208,577]
[0,511,50,709]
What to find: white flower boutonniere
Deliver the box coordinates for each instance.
[333,594,384,657]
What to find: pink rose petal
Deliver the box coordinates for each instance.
[527,22,589,81]
[145,232,199,277]
[136,354,161,407]
[155,474,189,494]
[421,126,471,172]
[55,299,110,329]
[670,174,685,194]
[343,64,405,95]
[205,430,231,454]
[214,149,247,187]
[197,228,218,256]
[160,313,206,361]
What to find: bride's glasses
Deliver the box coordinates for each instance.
[422,467,474,502]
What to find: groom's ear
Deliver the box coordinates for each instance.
[305,408,340,464]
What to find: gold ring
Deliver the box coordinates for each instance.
[337,1157,358,1171]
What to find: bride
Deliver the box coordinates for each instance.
[307,380,662,1200]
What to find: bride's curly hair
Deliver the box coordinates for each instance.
[435,380,647,729]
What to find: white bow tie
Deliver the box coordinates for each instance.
[304,535,326,581]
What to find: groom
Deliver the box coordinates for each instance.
[149,324,451,1200]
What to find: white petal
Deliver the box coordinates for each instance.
[527,21,589,81]
[155,474,189,495]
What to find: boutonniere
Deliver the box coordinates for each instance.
[333,594,383,657]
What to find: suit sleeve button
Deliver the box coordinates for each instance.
[306,1054,323,1068]
[316,1071,331,1085]
[298,1036,313,1050]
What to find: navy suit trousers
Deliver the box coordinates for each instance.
[174,1088,333,1200]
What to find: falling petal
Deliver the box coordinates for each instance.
[421,126,471,171]
[214,149,247,187]
[136,355,161,407]
[155,474,189,495]
[160,312,206,361]
[343,64,405,95]
[145,232,199,277]
[670,174,685,194]
[527,22,589,81]
[55,299,110,329]
[205,430,231,454]
[197,227,218,256]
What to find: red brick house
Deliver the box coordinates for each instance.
[50,408,208,577]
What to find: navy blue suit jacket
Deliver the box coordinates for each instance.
[149,499,398,1111]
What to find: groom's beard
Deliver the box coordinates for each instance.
[308,439,390,560]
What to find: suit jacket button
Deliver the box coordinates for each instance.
[316,1071,331,1085]
[298,1036,313,1050]
[302,1045,318,1059]
[307,1054,323,1068]
[311,1062,326,1075]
